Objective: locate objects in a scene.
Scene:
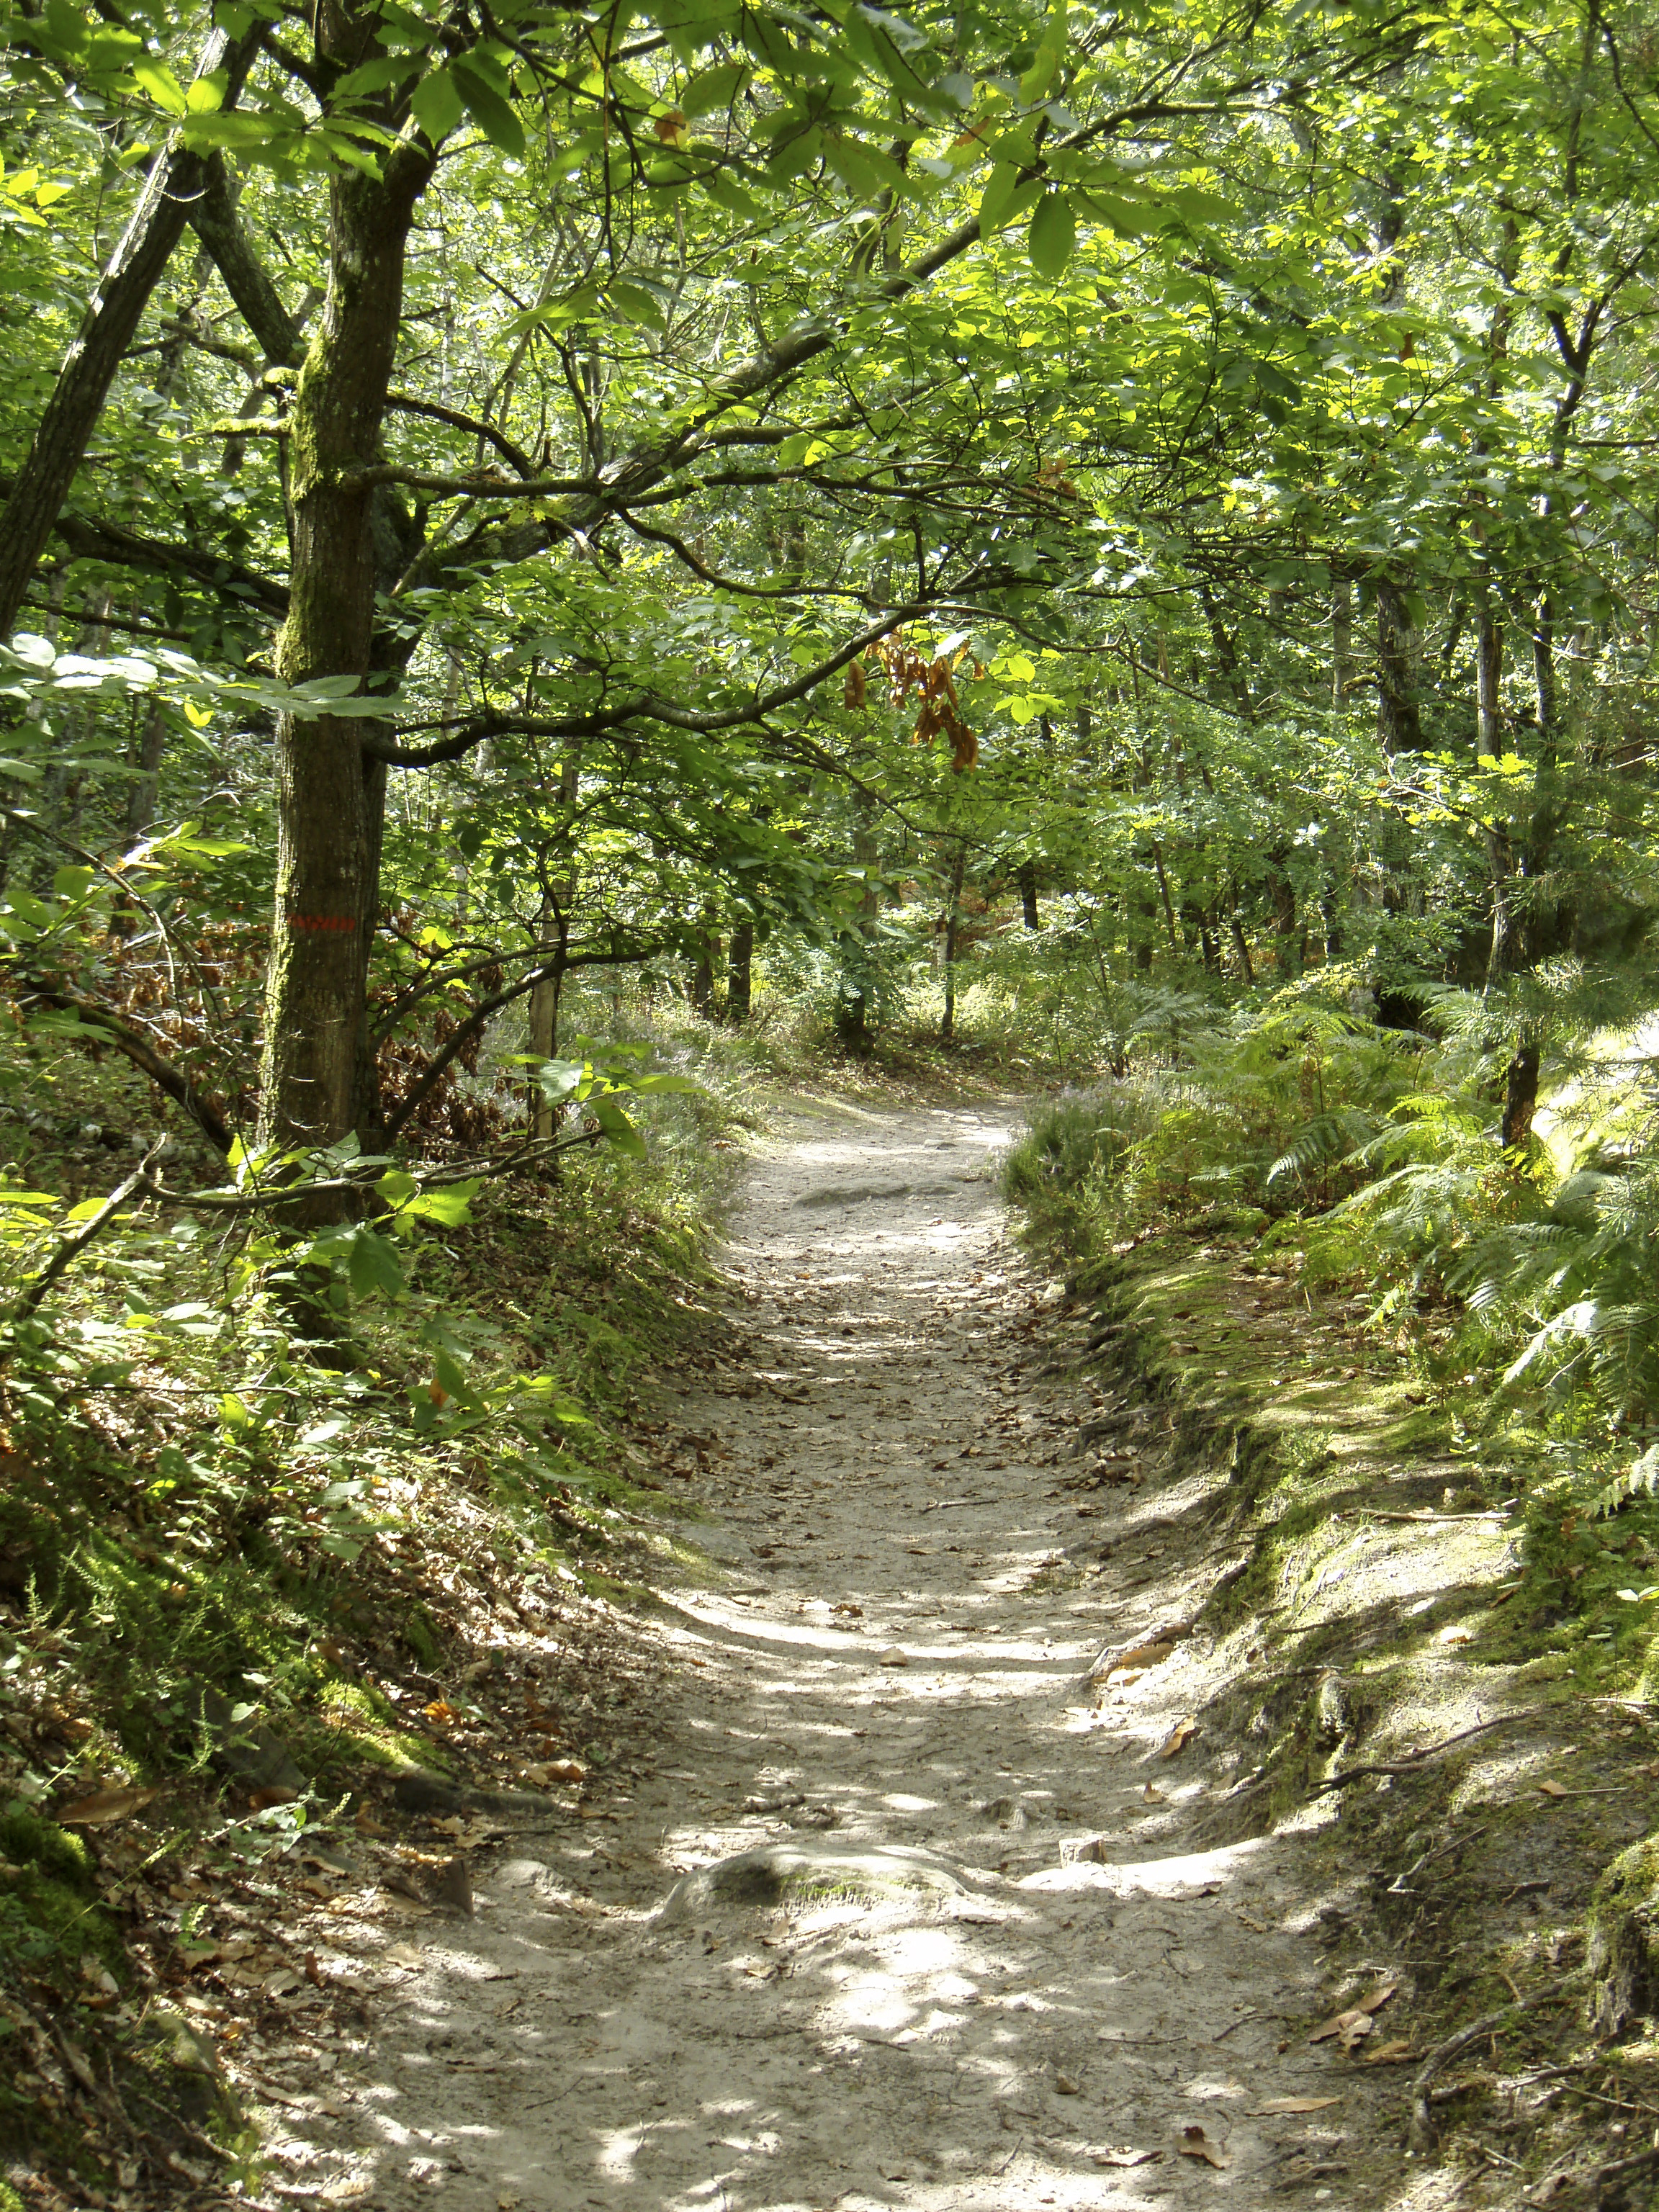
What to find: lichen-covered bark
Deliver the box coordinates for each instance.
[258,127,433,1155]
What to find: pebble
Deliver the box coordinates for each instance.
[878,1647,909,1666]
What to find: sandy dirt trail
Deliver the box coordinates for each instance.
[332,1099,1388,2212]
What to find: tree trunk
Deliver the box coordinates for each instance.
[940,847,966,1041]
[1375,578,1425,753]
[125,701,167,845]
[0,29,258,642]
[1476,601,1503,760]
[1150,842,1180,956]
[691,936,717,1017]
[1331,577,1353,711]
[728,920,755,1022]
[1501,1043,1539,1152]
[526,954,560,1141]
[257,136,433,1156]
[837,792,880,1046]
[1017,860,1039,931]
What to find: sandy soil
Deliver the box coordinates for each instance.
[280,1099,1408,2211]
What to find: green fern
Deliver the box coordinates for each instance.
[1590,1443,1659,1519]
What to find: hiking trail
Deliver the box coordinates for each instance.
[286,1099,1403,2210]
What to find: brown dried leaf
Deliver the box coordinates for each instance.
[1094,2147,1161,2168]
[1309,1983,1397,2044]
[1159,1717,1197,1759]
[1258,2096,1341,2114]
[1537,1779,1570,1799]
[56,1784,163,1826]
[1114,1642,1175,1671]
[1364,2039,1416,2067]
[1179,2126,1229,2169]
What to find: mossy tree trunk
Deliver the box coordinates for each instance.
[257,120,434,1156]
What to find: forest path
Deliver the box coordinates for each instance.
[347,1100,1395,2212]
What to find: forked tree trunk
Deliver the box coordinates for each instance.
[0,29,258,642]
[258,138,433,1156]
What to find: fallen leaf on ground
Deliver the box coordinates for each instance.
[1258,2096,1341,2114]
[56,1784,163,1825]
[1094,2147,1161,2168]
[1159,1717,1198,1758]
[1114,1642,1175,1670]
[1105,1667,1147,1689]
[1309,1983,1396,2046]
[1141,1782,1166,1802]
[1364,2039,1416,2065]
[1179,2126,1229,2169]
[1537,1779,1569,1799]
[522,1758,585,1786]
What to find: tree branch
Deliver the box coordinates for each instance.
[186,153,306,367]
[362,598,942,768]
[10,979,236,1155]
[9,1138,169,1323]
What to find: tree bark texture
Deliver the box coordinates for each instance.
[727,920,755,1022]
[1476,601,1503,760]
[1375,577,1425,753]
[1017,860,1040,931]
[1501,1043,1539,1152]
[940,847,966,1040]
[258,134,433,1153]
[1331,577,1353,711]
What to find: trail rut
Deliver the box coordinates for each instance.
[294,1100,1408,2211]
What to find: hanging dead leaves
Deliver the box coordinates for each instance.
[843,631,981,772]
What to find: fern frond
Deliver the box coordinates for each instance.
[1590,1443,1659,1519]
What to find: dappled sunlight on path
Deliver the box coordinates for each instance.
[279,1100,1393,2211]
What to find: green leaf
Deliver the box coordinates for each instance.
[680,59,750,117]
[132,56,188,115]
[607,279,666,329]
[979,163,1027,240]
[400,1179,481,1226]
[590,1098,647,1157]
[410,66,464,143]
[536,1058,588,1103]
[433,1346,471,1399]
[451,60,525,161]
[346,1227,405,1302]
[1028,192,1076,279]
